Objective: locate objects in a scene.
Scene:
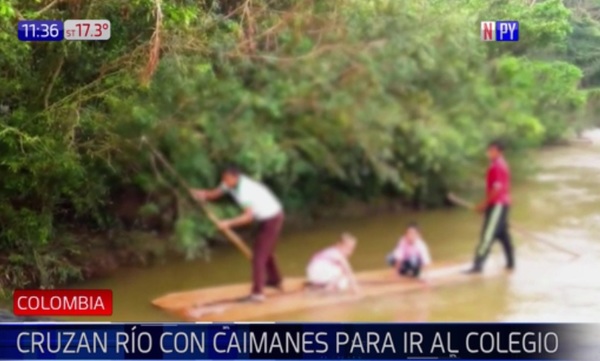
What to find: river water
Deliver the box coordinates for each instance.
[76,132,600,322]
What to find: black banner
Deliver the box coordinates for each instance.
[0,322,596,360]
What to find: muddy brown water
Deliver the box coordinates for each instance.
[72,131,600,322]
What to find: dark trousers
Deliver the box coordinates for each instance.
[472,204,515,270]
[387,254,422,278]
[252,212,284,294]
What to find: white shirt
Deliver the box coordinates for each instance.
[220,175,282,221]
[392,237,432,266]
[306,247,347,285]
[310,246,346,268]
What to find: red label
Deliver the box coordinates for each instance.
[13,289,113,316]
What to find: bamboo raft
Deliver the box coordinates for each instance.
[152,260,508,322]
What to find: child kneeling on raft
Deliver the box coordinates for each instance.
[387,222,432,278]
[306,233,360,293]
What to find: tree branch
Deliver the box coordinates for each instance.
[35,0,64,17]
[141,0,163,85]
[44,52,65,109]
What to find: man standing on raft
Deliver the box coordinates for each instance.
[191,166,285,302]
[465,140,515,273]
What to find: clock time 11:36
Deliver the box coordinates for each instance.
[18,21,63,41]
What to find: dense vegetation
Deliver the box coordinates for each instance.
[0,0,599,293]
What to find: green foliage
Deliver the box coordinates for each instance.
[0,0,592,292]
[174,215,212,261]
[563,0,600,128]
[565,0,600,87]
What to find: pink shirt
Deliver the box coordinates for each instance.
[392,237,432,265]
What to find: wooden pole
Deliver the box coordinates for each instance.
[447,193,580,259]
[142,138,253,259]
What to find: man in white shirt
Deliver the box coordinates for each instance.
[191,166,284,302]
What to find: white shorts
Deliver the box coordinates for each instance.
[306,261,349,290]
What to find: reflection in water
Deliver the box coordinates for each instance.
[75,133,600,322]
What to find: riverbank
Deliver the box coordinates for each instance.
[0,195,415,302]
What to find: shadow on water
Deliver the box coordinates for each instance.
[73,132,600,322]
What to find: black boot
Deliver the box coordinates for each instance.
[463,263,482,274]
